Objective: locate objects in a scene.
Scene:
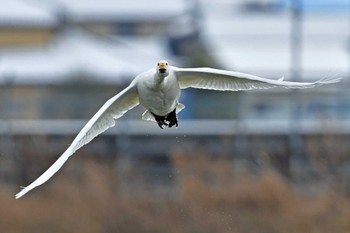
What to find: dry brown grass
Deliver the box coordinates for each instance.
[2,153,350,233]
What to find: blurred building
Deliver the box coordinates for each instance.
[0,0,349,190]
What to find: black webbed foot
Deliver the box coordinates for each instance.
[152,108,178,129]
[166,108,178,128]
[156,120,168,129]
[152,112,167,129]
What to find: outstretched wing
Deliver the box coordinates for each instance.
[16,83,139,199]
[173,67,341,91]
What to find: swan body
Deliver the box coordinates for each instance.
[15,60,341,199]
[136,66,181,118]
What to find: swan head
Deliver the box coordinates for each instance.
[156,60,169,76]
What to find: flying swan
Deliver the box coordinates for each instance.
[15,60,341,199]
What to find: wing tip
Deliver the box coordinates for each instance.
[316,76,342,85]
[15,187,27,199]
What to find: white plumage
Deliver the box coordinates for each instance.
[15,60,341,199]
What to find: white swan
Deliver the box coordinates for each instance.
[15,60,341,199]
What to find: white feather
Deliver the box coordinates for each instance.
[173,67,341,91]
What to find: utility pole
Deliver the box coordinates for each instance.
[289,0,303,174]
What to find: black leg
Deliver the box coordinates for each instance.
[151,109,178,129]
[151,112,167,129]
[166,108,178,128]
[157,120,168,129]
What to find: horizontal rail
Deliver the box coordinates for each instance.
[0,119,350,136]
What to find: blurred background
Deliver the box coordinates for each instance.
[1,0,350,232]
